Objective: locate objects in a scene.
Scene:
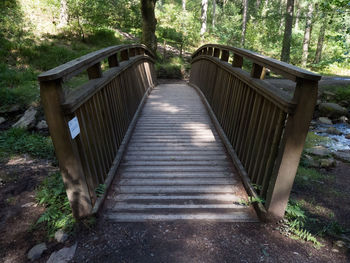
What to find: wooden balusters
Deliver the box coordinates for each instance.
[251,63,266,79]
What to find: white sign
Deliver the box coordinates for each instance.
[68,116,80,139]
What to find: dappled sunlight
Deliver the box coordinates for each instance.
[147,101,181,113]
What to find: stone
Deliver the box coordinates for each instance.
[0,104,20,114]
[55,229,68,243]
[319,102,348,119]
[36,120,48,130]
[319,158,336,168]
[46,242,77,263]
[333,150,350,163]
[0,117,6,125]
[346,134,350,140]
[27,243,47,261]
[318,117,332,125]
[306,146,331,157]
[338,116,349,123]
[326,127,342,135]
[322,90,336,100]
[303,154,320,168]
[12,107,37,129]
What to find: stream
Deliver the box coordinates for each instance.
[312,122,350,151]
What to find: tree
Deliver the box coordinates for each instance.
[182,0,186,11]
[313,14,327,64]
[301,3,313,67]
[241,0,248,47]
[212,0,216,29]
[59,0,68,27]
[141,0,157,54]
[200,0,208,37]
[280,0,294,62]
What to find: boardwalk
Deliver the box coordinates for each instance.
[104,83,258,222]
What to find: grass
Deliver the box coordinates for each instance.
[0,128,55,160]
[303,132,331,150]
[321,85,350,104]
[155,56,189,79]
[35,172,75,237]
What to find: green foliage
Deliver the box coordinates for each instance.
[321,85,350,103]
[36,172,75,237]
[284,200,322,248]
[295,166,325,187]
[95,184,106,197]
[0,128,55,160]
[156,57,189,79]
[238,196,265,206]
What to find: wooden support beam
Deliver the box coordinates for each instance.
[251,63,265,79]
[232,54,243,68]
[213,48,220,57]
[221,50,229,62]
[108,54,119,68]
[87,62,102,79]
[120,49,129,61]
[40,79,93,218]
[208,47,213,56]
[265,79,318,219]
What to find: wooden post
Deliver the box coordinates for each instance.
[40,79,93,218]
[208,47,213,56]
[221,50,229,62]
[232,54,243,68]
[129,48,136,57]
[108,54,119,68]
[265,79,318,219]
[87,62,102,79]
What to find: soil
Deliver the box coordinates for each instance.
[0,155,58,263]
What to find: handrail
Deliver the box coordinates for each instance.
[38,44,154,82]
[39,44,157,218]
[192,44,321,82]
[190,44,319,220]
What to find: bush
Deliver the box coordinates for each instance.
[0,128,55,160]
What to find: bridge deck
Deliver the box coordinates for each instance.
[104,83,258,222]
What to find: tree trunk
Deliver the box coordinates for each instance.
[294,0,300,29]
[241,0,248,47]
[301,3,313,67]
[182,0,186,11]
[200,0,208,38]
[212,0,216,29]
[280,0,294,62]
[141,0,157,54]
[59,0,68,27]
[313,15,327,64]
[279,0,286,35]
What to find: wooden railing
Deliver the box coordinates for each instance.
[39,44,156,218]
[189,44,321,220]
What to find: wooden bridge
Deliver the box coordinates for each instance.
[38,44,321,222]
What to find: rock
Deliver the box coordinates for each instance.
[46,242,77,263]
[326,127,342,135]
[306,146,331,157]
[0,104,21,114]
[303,154,320,168]
[333,150,350,163]
[322,90,336,100]
[0,117,6,125]
[36,120,48,130]
[338,116,349,123]
[319,103,348,119]
[318,117,333,125]
[320,158,336,168]
[346,134,350,140]
[55,229,68,243]
[27,243,47,261]
[12,107,37,129]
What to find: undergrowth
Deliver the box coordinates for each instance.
[0,128,55,160]
[36,172,75,237]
